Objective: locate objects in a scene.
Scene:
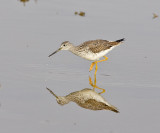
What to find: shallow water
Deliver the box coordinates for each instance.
[0,0,160,133]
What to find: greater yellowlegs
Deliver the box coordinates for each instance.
[46,87,119,113]
[49,38,124,74]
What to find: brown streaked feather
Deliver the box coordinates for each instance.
[84,99,107,110]
[83,99,119,113]
[77,40,121,53]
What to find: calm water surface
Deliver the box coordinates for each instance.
[0,0,160,133]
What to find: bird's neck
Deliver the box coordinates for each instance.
[69,45,80,55]
[68,44,75,51]
[58,96,70,105]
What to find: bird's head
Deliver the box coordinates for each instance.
[56,96,70,105]
[46,88,70,105]
[48,41,73,57]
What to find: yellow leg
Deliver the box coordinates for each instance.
[89,76,93,87]
[89,76,96,91]
[97,56,108,63]
[89,74,106,94]
[89,56,108,72]
[98,87,106,94]
[94,62,98,75]
[89,62,96,72]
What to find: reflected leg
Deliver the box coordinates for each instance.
[89,76,96,91]
[89,74,106,94]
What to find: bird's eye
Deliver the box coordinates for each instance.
[63,44,66,46]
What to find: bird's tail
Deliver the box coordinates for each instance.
[110,105,119,113]
[105,104,119,113]
[115,38,125,43]
[109,38,125,46]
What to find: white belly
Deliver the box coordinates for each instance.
[81,47,115,61]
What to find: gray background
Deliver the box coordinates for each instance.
[0,0,160,133]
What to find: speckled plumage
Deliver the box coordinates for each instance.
[48,38,124,73]
[49,38,124,61]
[46,88,119,113]
[77,39,118,53]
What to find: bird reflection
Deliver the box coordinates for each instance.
[19,0,37,6]
[46,74,119,113]
[19,0,29,6]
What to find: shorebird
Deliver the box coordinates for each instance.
[49,38,124,74]
[46,87,119,113]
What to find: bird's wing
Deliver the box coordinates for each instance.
[79,40,113,53]
[85,99,119,113]
[85,99,106,107]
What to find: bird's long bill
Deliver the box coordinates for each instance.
[46,88,58,98]
[48,47,62,57]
